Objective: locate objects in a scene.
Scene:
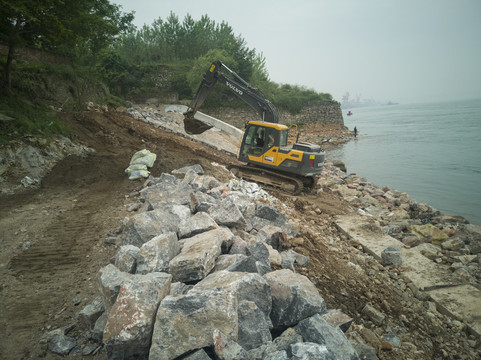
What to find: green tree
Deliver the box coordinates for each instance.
[0,0,134,89]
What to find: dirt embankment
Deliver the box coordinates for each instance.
[0,109,479,360]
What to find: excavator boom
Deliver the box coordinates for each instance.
[184,61,278,134]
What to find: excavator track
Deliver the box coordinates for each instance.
[228,164,313,195]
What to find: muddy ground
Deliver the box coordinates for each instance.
[0,110,478,359]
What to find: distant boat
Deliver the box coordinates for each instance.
[347,111,353,116]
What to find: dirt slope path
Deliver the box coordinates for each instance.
[0,111,236,359]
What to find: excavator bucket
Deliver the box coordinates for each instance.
[183,113,213,135]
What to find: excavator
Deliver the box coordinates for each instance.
[183,60,325,194]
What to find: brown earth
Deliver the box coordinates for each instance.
[0,111,478,359]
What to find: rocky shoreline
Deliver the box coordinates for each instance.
[2,107,480,359]
[42,159,480,359]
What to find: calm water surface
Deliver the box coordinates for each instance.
[327,99,481,225]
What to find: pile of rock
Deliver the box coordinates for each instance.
[0,136,94,195]
[47,164,364,359]
[321,161,481,286]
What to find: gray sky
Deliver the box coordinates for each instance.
[113,0,481,104]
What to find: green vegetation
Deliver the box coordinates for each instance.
[0,95,70,145]
[0,1,333,143]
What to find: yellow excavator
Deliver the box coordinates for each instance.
[184,61,325,194]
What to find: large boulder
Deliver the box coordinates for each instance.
[122,205,191,247]
[114,245,140,273]
[295,314,359,360]
[149,290,238,359]
[407,224,448,244]
[150,270,272,359]
[208,197,247,229]
[263,269,326,329]
[97,264,132,312]
[178,212,218,239]
[136,232,181,274]
[77,298,105,330]
[103,272,172,359]
[169,228,233,283]
[190,191,217,213]
[140,177,194,208]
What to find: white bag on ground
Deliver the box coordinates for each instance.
[125,149,157,179]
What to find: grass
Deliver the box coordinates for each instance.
[0,93,70,145]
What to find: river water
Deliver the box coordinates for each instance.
[326,98,481,226]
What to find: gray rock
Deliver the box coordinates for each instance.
[238,300,272,350]
[178,212,218,239]
[350,341,378,360]
[191,174,222,192]
[181,168,199,184]
[263,269,326,328]
[214,254,248,272]
[381,246,402,266]
[256,203,286,223]
[226,256,258,273]
[48,334,76,356]
[150,291,238,359]
[114,245,139,273]
[82,345,98,356]
[280,249,309,269]
[228,236,248,255]
[190,191,217,213]
[208,197,247,228]
[291,342,331,360]
[248,241,271,265]
[182,348,213,360]
[140,178,194,208]
[264,350,289,360]
[122,205,190,247]
[321,309,354,333]
[381,333,402,348]
[361,304,385,326]
[194,270,272,324]
[136,232,180,274]
[169,282,193,295]
[97,264,132,311]
[91,312,108,343]
[169,227,233,283]
[77,298,104,330]
[224,191,254,217]
[332,159,347,172]
[441,237,465,251]
[257,225,288,251]
[272,327,303,357]
[172,164,204,175]
[295,314,359,359]
[103,272,172,359]
[213,329,250,360]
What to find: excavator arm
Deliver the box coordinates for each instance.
[184,61,278,134]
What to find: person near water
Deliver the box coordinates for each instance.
[354,126,358,138]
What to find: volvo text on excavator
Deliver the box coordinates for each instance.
[183,61,325,194]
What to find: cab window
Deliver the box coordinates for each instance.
[279,130,288,147]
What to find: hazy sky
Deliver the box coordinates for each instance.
[113,0,481,104]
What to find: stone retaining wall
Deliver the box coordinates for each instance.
[203,101,344,129]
